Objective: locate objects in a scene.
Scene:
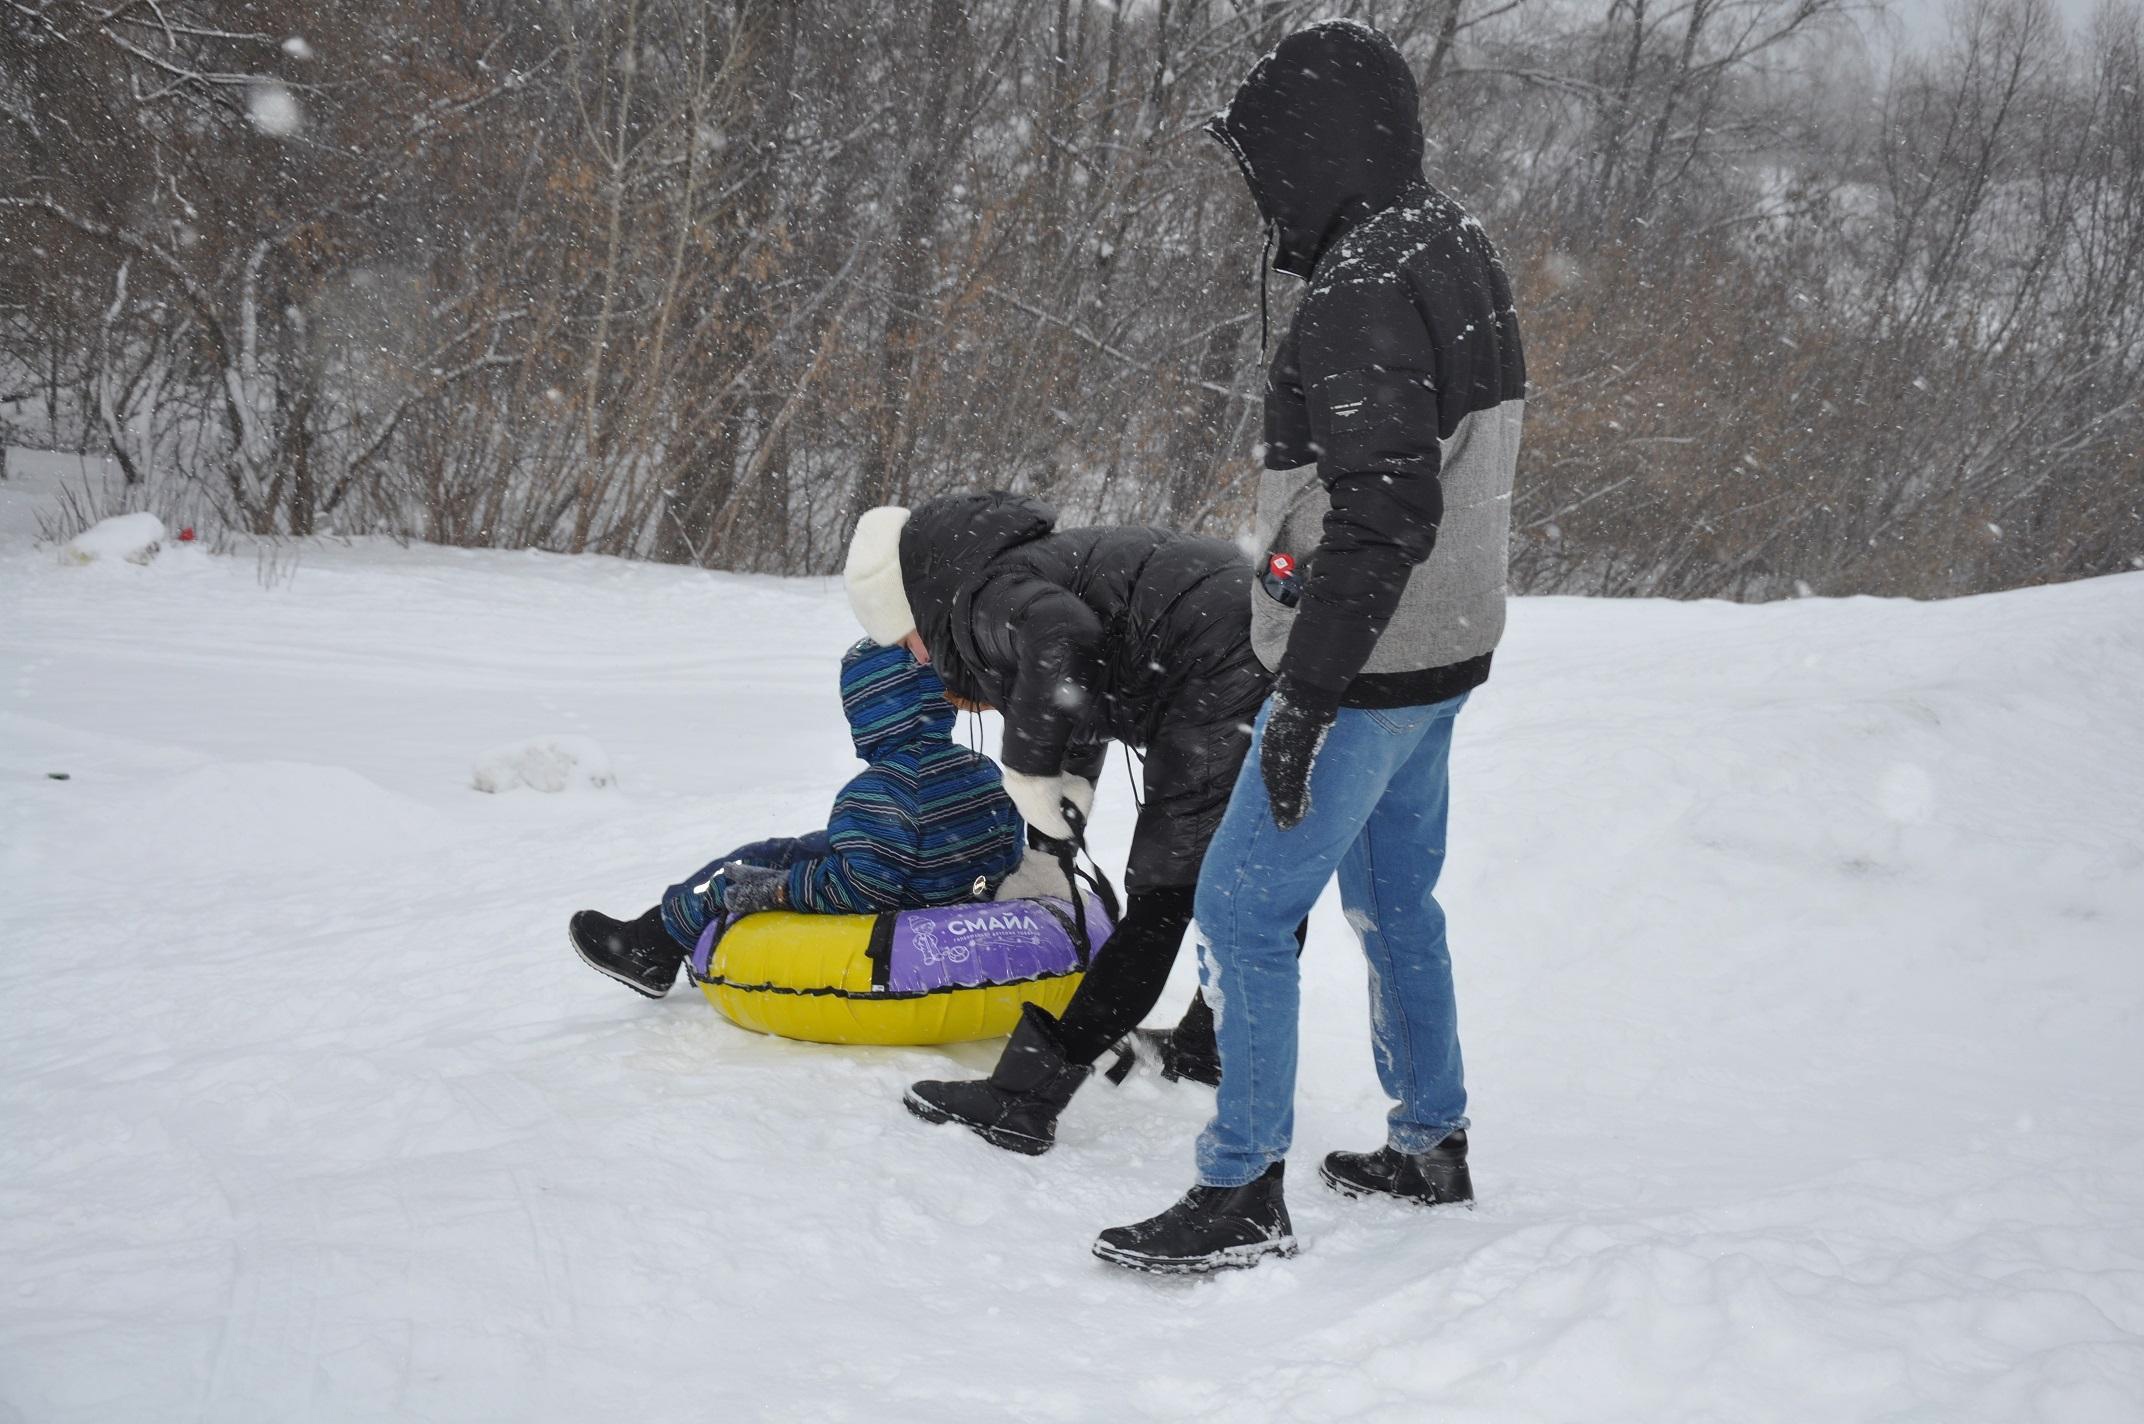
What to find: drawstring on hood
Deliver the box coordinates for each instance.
[1210,107,1278,352]
[1258,222,1275,352]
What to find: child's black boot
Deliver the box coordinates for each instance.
[569,907,682,999]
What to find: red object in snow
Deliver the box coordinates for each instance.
[178,527,197,542]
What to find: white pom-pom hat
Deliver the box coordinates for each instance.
[843,505,917,645]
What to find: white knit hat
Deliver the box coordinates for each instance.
[843,506,917,644]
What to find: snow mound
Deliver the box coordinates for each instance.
[100,761,449,879]
[472,733,615,793]
[59,512,165,566]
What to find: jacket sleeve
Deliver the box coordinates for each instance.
[782,768,919,914]
[970,573,1106,779]
[1277,273,1445,711]
[1062,738,1109,784]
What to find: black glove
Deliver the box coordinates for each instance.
[1260,694,1337,831]
[719,863,788,917]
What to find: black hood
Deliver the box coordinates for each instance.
[1207,21,1424,279]
[899,491,1057,680]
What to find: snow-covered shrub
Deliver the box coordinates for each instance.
[59,512,165,566]
[471,735,616,794]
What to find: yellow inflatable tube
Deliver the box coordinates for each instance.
[694,895,1108,1046]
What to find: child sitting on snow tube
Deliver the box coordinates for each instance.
[568,638,1026,999]
[690,886,1113,1046]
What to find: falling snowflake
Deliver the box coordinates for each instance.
[247,82,303,137]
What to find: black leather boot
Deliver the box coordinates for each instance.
[569,907,683,999]
[904,1003,1092,1155]
[1092,1162,1298,1274]
[1320,1130,1473,1206]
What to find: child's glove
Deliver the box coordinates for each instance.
[720,863,788,917]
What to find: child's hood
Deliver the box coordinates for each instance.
[839,638,956,760]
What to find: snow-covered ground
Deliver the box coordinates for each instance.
[4,458,2142,1422]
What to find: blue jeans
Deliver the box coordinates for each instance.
[1194,692,1470,1187]
[659,831,830,950]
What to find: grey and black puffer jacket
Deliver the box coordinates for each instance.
[1210,19,1527,712]
[898,492,1268,781]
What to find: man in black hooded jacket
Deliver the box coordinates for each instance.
[843,491,1272,1154]
[1094,20,1525,1272]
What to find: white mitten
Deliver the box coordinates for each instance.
[1002,769,1094,840]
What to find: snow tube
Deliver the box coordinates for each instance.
[688,895,1112,1046]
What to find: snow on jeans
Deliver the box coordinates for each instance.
[1194,691,1470,1188]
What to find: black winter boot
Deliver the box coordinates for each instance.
[1320,1130,1473,1206]
[904,1003,1092,1155]
[1092,1162,1298,1274]
[1155,993,1221,1084]
[569,907,683,999]
[1105,994,1222,1088]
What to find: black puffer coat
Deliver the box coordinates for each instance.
[899,492,1270,891]
[902,492,1264,773]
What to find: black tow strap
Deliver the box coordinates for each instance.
[1054,803,1121,969]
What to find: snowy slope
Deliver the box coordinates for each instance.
[3,476,2142,1421]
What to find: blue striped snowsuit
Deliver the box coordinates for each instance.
[659,639,1023,948]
